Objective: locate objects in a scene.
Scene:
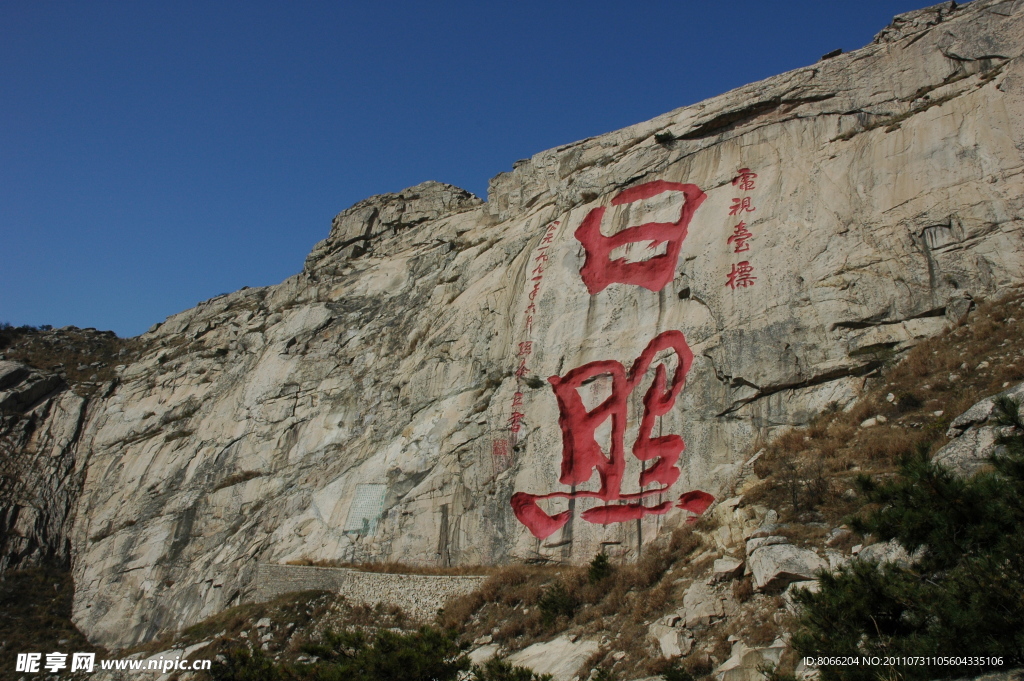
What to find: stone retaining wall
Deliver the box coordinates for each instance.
[254,563,487,622]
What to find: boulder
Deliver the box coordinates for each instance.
[749,545,826,591]
[745,535,788,556]
[714,639,788,681]
[467,643,500,666]
[782,580,820,612]
[505,636,599,681]
[648,622,693,658]
[712,557,744,583]
[682,582,726,627]
[856,540,913,568]
[933,382,1024,476]
[711,501,767,550]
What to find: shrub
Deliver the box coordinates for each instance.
[537,581,576,626]
[0,322,40,350]
[211,646,279,681]
[660,659,695,681]
[758,662,797,681]
[791,399,1024,680]
[587,553,613,584]
[470,657,553,681]
[893,391,922,413]
[210,627,555,681]
[212,627,470,681]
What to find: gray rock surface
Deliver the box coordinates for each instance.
[714,639,788,681]
[467,643,500,666]
[682,582,727,627]
[504,635,600,681]
[745,535,788,556]
[649,619,693,658]
[0,361,86,573]
[711,557,744,583]
[254,563,485,622]
[934,381,1024,475]
[0,361,64,415]
[2,0,1024,648]
[856,539,914,568]
[304,181,483,275]
[748,544,827,591]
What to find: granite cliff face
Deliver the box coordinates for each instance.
[2,0,1023,648]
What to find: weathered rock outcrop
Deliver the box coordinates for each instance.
[0,361,89,572]
[3,0,1024,649]
[304,181,484,274]
[934,380,1024,475]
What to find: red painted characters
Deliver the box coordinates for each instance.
[727,196,755,216]
[506,221,562,447]
[510,331,714,539]
[732,168,758,191]
[727,221,753,253]
[725,261,757,289]
[575,181,706,295]
[724,167,760,289]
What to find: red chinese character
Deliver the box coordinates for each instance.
[511,391,524,408]
[726,221,753,253]
[515,359,529,378]
[575,180,706,294]
[508,411,525,433]
[732,168,757,191]
[510,331,714,538]
[492,439,509,459]
[728,197,755,216]
[726,261,756,289]
[517,341,533,356]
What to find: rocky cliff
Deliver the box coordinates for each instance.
[2,0,1023,649]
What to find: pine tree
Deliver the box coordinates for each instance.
[791,398,1024,680]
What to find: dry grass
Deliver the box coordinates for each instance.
[125,590,412,664]
[732,576,754,603]
[438,526,703,679]
[0,325,146,391]
[747,288,1024,529]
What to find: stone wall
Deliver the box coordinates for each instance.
[254,563,487,622]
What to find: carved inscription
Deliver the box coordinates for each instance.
[575,181,706,294]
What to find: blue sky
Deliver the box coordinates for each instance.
[2,1,931,337]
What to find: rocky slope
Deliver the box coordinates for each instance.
[65,292,1023,681]
[1,0,1023,650]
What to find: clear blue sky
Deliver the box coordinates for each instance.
[2,1,931,338]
